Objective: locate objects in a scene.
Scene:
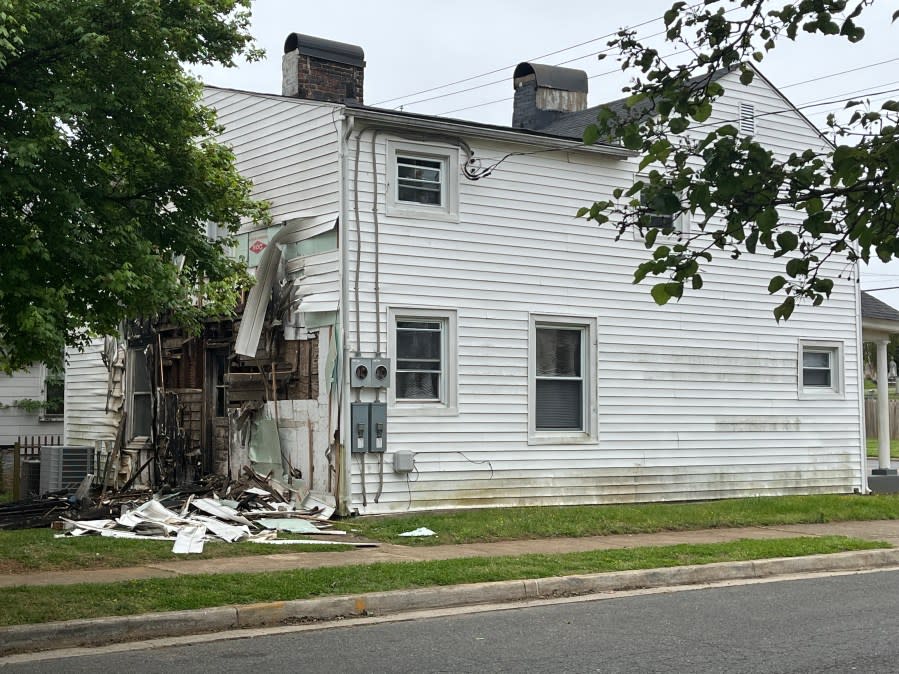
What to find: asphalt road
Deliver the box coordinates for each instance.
[8,570,899,673]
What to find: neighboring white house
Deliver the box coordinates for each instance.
[66,33,887,513]
[0,364,62,446]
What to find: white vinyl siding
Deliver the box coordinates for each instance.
[0,365,62,445]
[344,67,860,513]
[64,340,119,447]
[202,72,860,514]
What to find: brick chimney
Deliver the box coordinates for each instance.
[512,62,588,130]
[282,33,365,104]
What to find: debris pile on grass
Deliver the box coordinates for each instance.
[4,466,377,553]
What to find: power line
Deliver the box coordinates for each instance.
[435,56,899,119]
[369,5,693,108]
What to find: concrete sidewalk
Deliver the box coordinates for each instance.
[5,520,899,657]
[6,519,899,589]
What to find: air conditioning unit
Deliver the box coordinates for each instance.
[39,446,95,495]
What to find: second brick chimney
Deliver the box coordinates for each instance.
[512,62,588,130]
[282,33,365,104]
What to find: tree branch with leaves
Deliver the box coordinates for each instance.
[0,0,267,372]
[580,0,894,320]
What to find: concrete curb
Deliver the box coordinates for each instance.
[4,548,899,657]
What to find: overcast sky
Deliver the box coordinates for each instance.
[193,0,899,306]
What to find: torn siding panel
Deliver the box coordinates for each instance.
[64,339,120,447]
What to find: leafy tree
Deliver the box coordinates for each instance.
[0,0,266,372]
[580,0,893,320]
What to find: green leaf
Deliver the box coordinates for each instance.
[692,100,713,123]
[583,124,600,146]
[651,283,672,305]
[669,117,689,134]
[768,275,787,294]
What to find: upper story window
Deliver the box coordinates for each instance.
[387,140,459,222]
[635,188,689,240]
[397,156,444,206]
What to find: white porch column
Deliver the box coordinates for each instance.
[877,339,891,471]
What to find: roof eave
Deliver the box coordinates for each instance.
[345,107,635,159]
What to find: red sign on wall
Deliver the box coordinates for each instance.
[249,239,267,254]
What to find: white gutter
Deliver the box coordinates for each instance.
[346,107,635,159]
[337,111,354,515]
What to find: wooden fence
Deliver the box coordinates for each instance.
[864,399,899,440]
[0,435,62,499]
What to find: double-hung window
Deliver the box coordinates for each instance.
[387,140,459,221]
[799,340,843,398]
[389,308,457,414]
[529,315,596,443]
[128,346,153,440]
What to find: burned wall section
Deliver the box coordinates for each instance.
[131,313,320,489]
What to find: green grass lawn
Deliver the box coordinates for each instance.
[0,535,883,627]
[0,528,349,574]
[341,494,899,546]
[866,438,899,459]
[5,493,899,573]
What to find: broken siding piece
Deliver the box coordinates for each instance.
[172,523,206,554]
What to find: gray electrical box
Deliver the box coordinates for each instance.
[350,358,372,388]
[371,358,391,389]
[350,403,369,453]
[393,450,414,473]
[369,402,387,453]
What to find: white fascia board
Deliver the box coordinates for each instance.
[346,108,635,159]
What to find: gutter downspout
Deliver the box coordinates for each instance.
[337,111,354,516]
[855,275,869,493]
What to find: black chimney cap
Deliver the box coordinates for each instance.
[283,33,365,68]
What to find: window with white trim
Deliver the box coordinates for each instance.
[799,340,843,397]
[389,308,457,413]
[633,186,689,240]
[529,315,596,443]
[387,140,459,221]
[127,346,153,440]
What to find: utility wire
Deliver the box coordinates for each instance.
[369,10,675,107]
[436,56,899,118]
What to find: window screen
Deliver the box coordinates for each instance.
[396,320,443,400]
[535,326,583,430]
[396,156,443,206]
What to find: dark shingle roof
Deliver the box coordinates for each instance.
[537,67,732,140]
[862,291,899,323]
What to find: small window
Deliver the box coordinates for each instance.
[397,156,444,206]
[739,102,755,135]
[635,189,688,239]
[799,340,843,397]
[41,357,64,421]
[128,346,153,439]
[389,308,457,414]
[529,315,596,444]
[387,140,459,221]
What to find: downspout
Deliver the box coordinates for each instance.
[337,112,355,516]
[855,273,869,493]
